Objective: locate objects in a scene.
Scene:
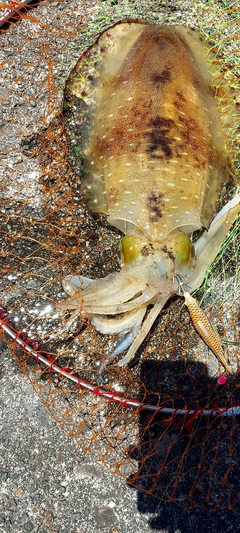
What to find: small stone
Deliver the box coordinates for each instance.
[73,464,98,480]
[93,507,116,528]
[71,512,81,522]
[14,156,23,164]
[108,501,116,508]
[16,98,25,106]
[23,521,34,532]
[42,512,53,527]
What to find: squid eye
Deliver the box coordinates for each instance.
[168,230,195,265]
[175,232,195,264]
[120,234,146,265]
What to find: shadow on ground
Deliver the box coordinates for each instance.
[127,359,240,532]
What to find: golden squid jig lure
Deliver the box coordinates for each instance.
[59,21,240,373]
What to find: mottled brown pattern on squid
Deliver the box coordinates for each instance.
[65,23,232,240]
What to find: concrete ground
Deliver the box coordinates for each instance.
[2,343,240,533]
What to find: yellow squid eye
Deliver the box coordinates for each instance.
[174,231,195,264]
[168,230,195,266]
[120,234,146,265]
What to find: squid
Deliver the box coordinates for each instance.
[59,21,240,372]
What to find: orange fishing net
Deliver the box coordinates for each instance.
[1,0,239,512]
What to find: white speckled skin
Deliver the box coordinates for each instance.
[60,21,240,369]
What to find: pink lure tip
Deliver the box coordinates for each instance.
[218,376,227,385]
